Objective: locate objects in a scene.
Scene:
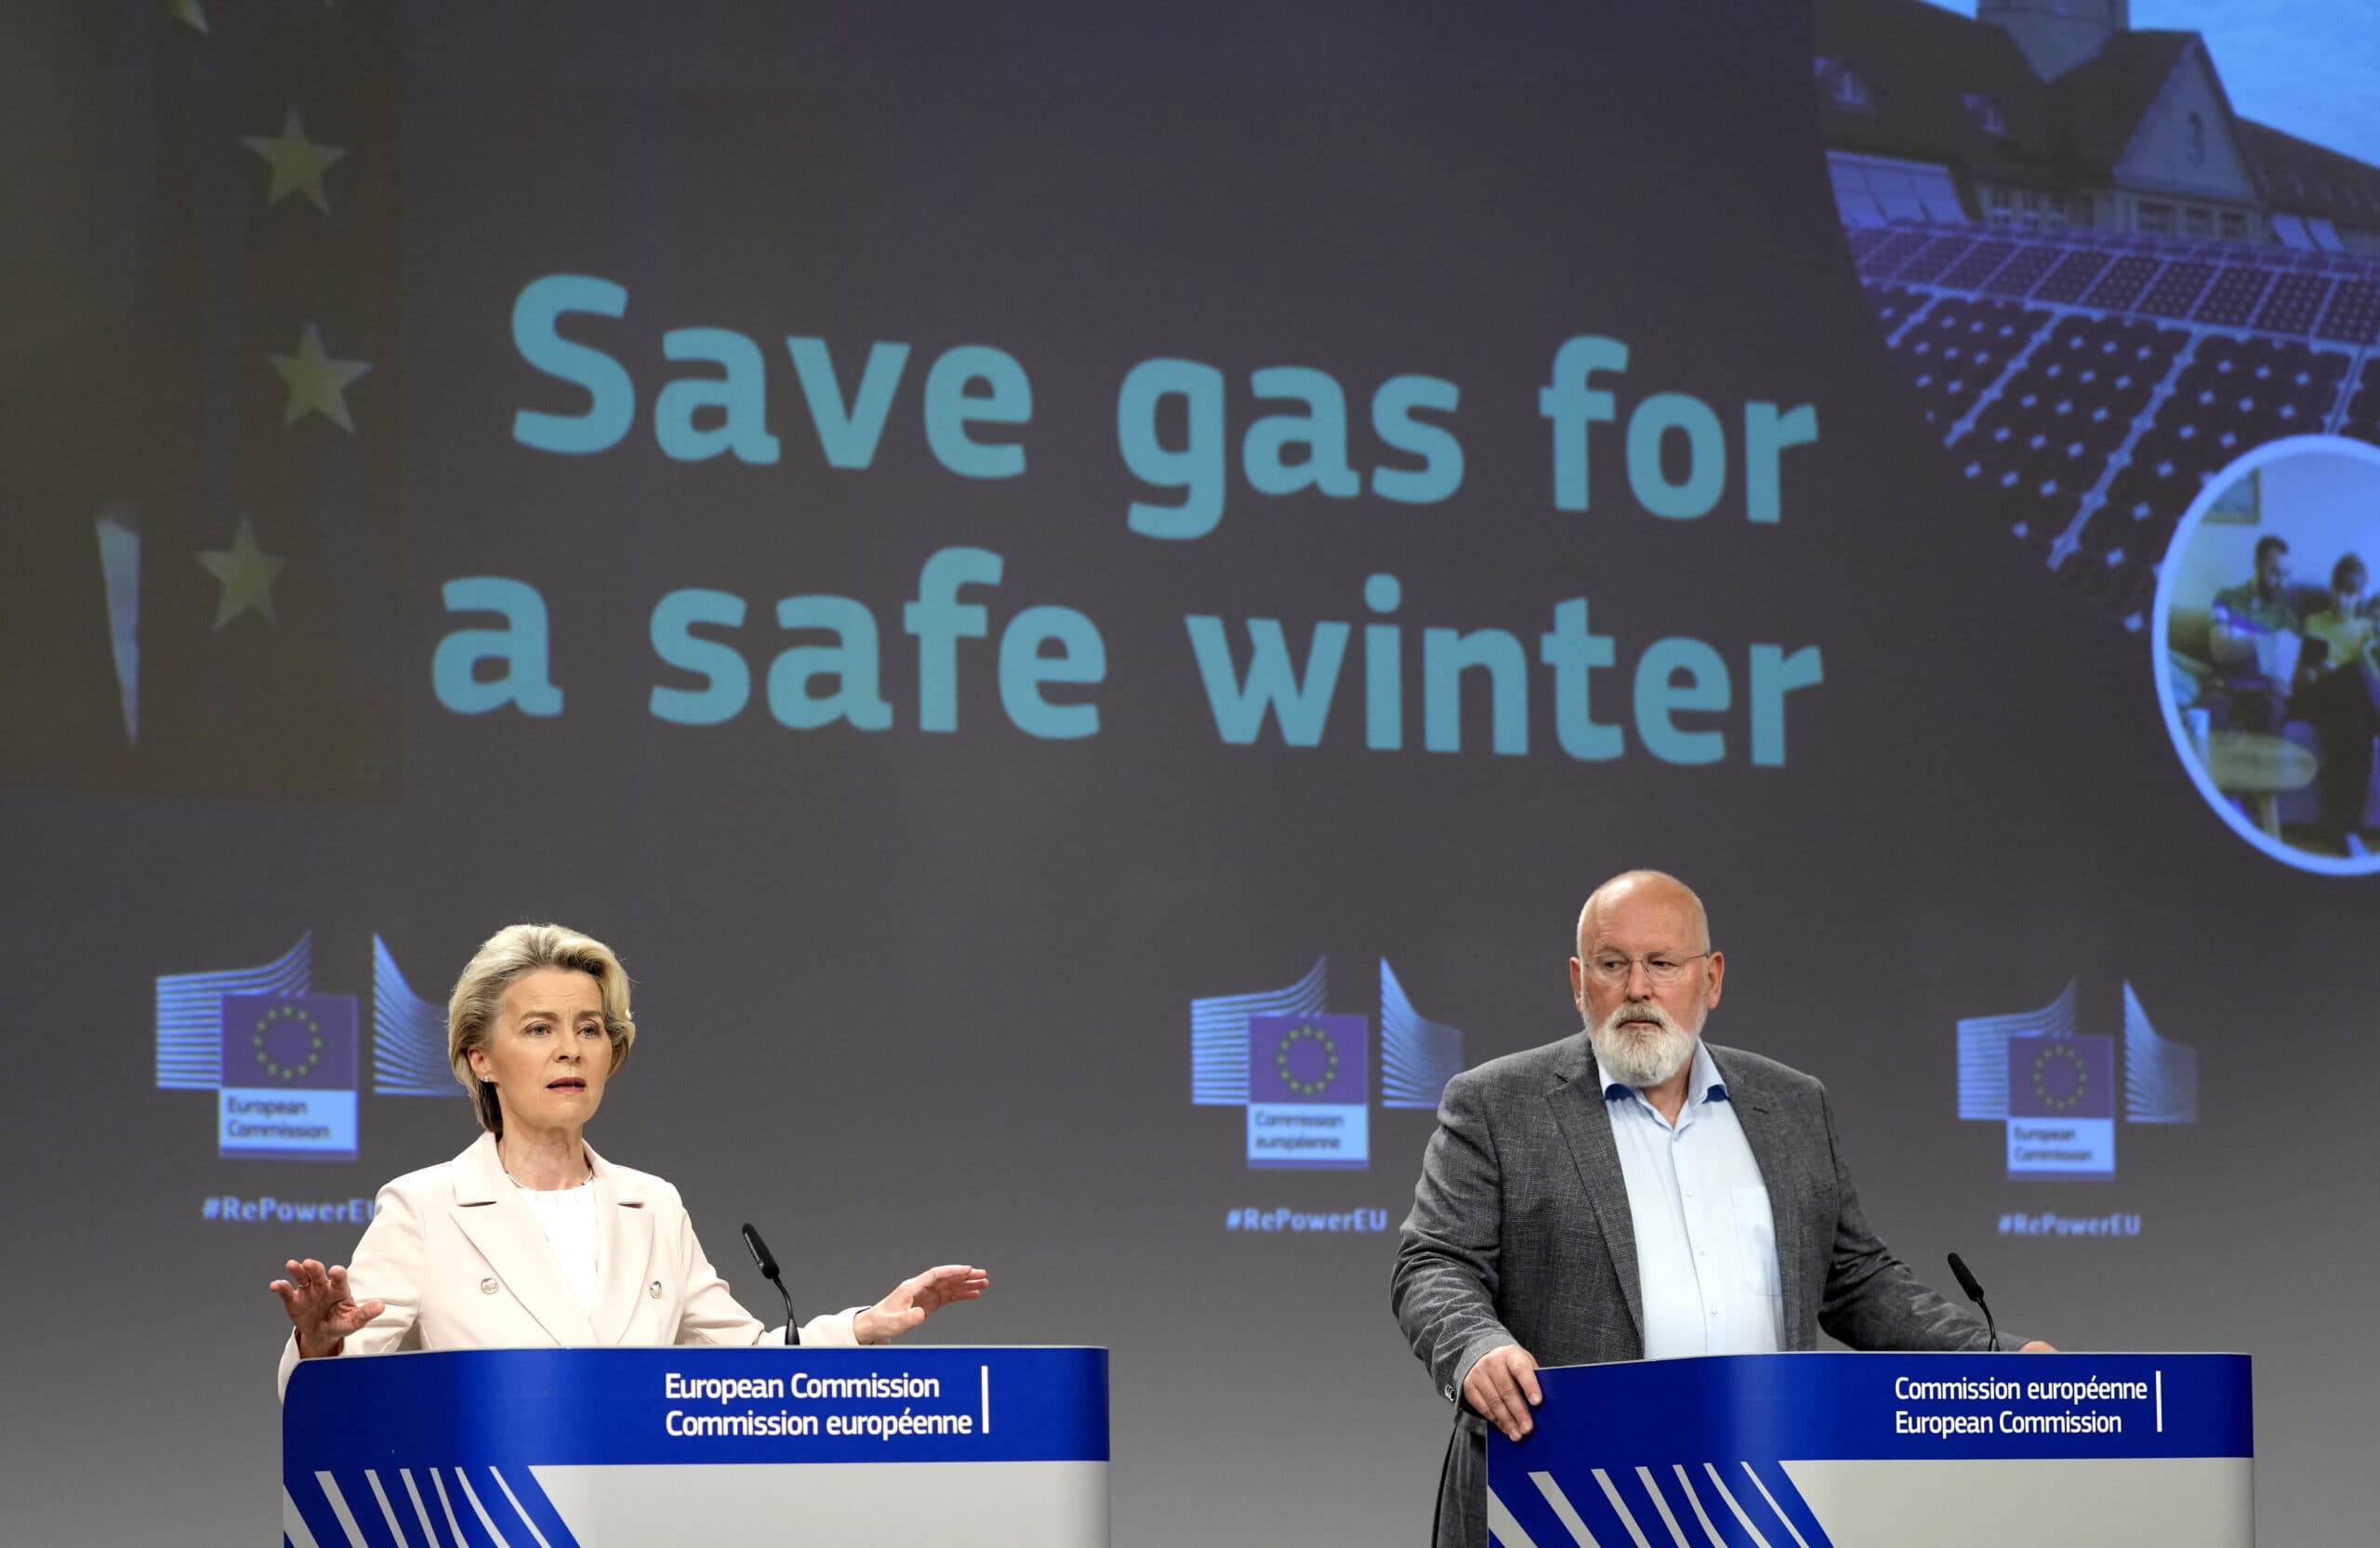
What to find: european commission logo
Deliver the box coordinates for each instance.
[1956,982,2199,1181]
[1190,958,1463,1171]
[218,995,360,1159]
[155,933,456,1161]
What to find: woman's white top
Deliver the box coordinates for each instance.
[513,1178,601,1312]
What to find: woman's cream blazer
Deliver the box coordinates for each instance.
[277,1131,858,1396]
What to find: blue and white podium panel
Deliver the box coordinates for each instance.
[1489,1353,2252,1548]
[283,1346,1108,1548]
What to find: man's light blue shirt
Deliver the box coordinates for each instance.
[1600,1040,1784,1359]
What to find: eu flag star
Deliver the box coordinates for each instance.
[197,515,288,628]
[270,323,372,432]
[242,109,347,213]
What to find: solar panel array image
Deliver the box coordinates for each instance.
[1890,296,2050,430]
[1851,220,2380,628]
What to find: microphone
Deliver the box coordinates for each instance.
[1946,1251,1999,1353]
[741,1223,800,1346]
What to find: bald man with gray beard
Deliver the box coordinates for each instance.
[1391,871,2047,1548]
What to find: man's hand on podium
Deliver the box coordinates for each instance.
[271,1257,386,1359]
[853,1264,990,1344]
[2019,1340,2058,1352]
[1465,1343,1542,1442]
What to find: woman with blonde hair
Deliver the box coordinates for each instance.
[270,923,985,1394]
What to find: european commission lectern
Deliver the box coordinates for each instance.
[1489,1352,2250,1548]
[282,1345,1108,1547]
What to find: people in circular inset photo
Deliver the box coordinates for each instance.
[2155,436,2380,872]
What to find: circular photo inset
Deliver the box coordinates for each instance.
[2154,435,2380,874]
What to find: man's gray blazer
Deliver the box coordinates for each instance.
[1391,1034,2000,1548]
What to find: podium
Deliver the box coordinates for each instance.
[1488,1352,2251,1548]
[282,1345,1107,1548]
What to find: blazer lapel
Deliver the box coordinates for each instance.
[1544,1038,1643,1343]
[449,1132,601,1347]
[1709,1046,1816,1350]
[585,1142,654,1346]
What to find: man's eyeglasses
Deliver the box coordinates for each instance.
[1582,952,1711,986]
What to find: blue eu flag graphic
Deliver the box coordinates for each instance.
[218,994,360,1159]
[1247,1012,1368,1170]
[2005,1032,2115,1180]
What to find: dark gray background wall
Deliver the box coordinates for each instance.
[3,4,2372,1543]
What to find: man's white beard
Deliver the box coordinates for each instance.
[1588,999,1703,1089]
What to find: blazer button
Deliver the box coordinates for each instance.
[649,1280,664,1299]
[480,1277,498,1295]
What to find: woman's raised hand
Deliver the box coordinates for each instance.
[853,1264,988,1344]
[270,1258,386,1358]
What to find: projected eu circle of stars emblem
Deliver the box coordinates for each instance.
[253,1000,326,1083]
[1274,1023,1340,1096]
[2030,1041,2088,1114]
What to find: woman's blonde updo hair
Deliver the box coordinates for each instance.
[446,923,637,1135]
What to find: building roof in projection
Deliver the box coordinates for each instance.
[2045,28,2208,174]
[1812,0,2380,232]
[2236,119,2380,232]
[1814,0,2065,194]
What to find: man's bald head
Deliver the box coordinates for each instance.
[1575,870,1712,958]
[1569,870,1725,1091]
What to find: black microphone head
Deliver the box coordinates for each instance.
[1946,1251,1987,1304]
[740,1223,782,1281]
